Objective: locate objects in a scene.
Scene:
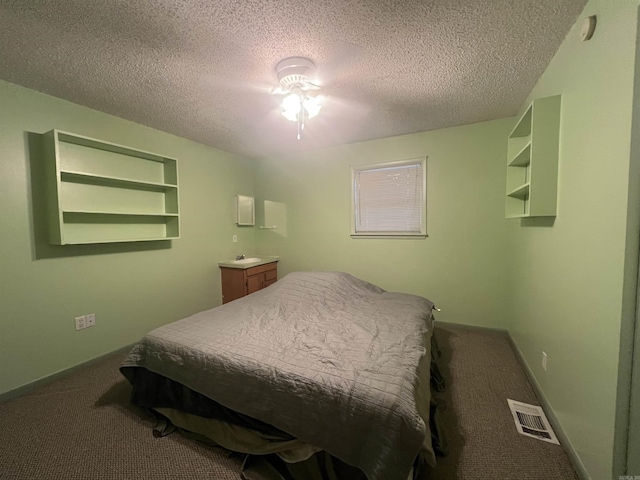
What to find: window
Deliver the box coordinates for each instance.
[351,158,427,238]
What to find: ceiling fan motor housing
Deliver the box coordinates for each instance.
[276,57,317,89]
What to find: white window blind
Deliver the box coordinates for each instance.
[352,159,426,238]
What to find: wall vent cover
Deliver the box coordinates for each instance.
[507,399,559,444]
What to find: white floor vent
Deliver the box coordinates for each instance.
[507,399,559,445]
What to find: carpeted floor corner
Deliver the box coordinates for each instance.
[427,325,578,480]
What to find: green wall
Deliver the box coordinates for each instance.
[626,24,640,475]
[255,118,513,329]
[3,3,639,478]
[0,80,256,396]
[507,1,640,479]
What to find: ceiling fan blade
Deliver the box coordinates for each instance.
[270,86,289,96]
[301,82,321,91]
[315,42,364,86]
[270,81,321,96]
[325,94,371,118]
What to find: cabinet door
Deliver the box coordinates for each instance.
[264,267,277,287]
[221,268,246,304]
[246,273,265,295]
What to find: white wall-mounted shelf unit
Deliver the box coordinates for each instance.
[42,130,180,244]
[505,95,561,219]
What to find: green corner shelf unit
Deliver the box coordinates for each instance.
[42,130,180,244]
[506,95,561,219]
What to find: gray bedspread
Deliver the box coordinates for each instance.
[121,271,435,480]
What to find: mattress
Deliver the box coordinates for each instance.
[121,271,436,480]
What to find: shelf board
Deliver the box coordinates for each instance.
[62,236,179,245]
[57,130,176,164]
[509,105,533,138]
[507,183,530,199]
[508,142,531,167]
[506,213,530,219]
[62,210,178,217]
[60,170,177,191]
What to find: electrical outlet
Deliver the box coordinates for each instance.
[233,234,238,243]
[542,351,548,371]
[86,313,96,327]
[75,315,86,330]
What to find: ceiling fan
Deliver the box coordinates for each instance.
[272,57,321,95]
[271,56,325,139]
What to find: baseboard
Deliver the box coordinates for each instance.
[434,319,509,335]
[0,344,134,403]
[508,335,591,480]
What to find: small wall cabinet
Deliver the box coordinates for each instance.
[42,130,180,244]
[506,95,561,218]
[220,262,278,304]
[236,195,255,226]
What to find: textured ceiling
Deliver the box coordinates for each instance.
[0,0,587,159]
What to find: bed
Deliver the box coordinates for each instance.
[120,271,443,480]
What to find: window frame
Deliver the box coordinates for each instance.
[350,157,427,239]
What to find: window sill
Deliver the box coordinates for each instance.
[350,234,428,239]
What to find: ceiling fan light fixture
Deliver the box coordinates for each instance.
[282,92,302,121]
[303,95,324,119]
[274,57,324,139]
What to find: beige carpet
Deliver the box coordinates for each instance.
[0,325,579,480]
[427,325,579,480]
